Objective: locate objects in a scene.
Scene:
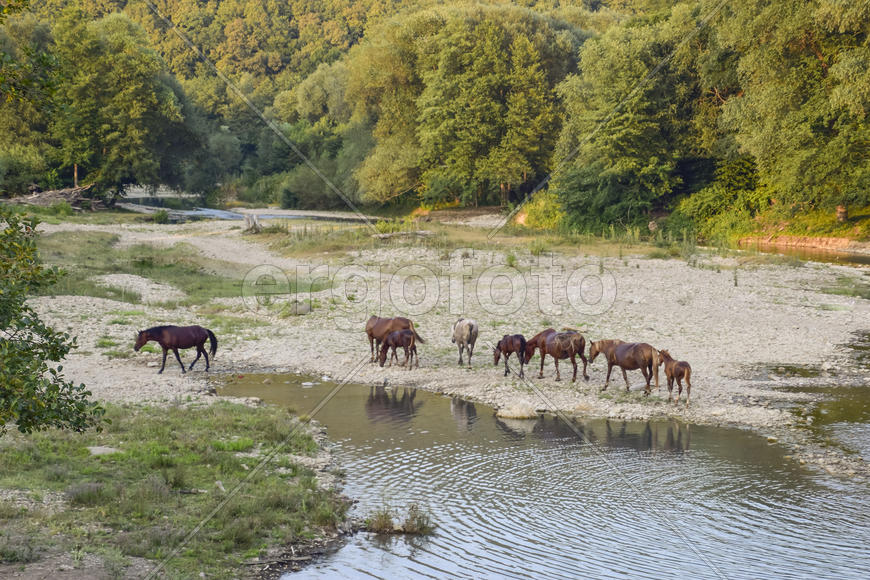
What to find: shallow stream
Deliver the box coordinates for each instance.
[220,375,870,579]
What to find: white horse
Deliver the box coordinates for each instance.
[451,318,479,367]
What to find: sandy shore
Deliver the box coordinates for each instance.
[33,219,870,478]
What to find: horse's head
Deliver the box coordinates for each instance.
[523,341,535,364]
[493,342,502,365]
[589,341,600,362]
[658,349,671,364]
[133,330,148,352]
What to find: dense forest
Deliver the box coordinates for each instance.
[1,0,867,239]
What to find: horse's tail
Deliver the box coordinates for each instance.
[207,329,218,357]
[518,335,527,356]
[409,321,425,344]
[652,348,660,389]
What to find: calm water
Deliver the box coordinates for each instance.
[220,376,870,579]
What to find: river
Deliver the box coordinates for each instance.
[220,375,870,579]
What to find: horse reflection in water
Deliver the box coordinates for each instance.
[365,385,423,424]
[450,396,477,431]
[528,415,691,453]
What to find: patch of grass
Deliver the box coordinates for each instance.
[0,531,40,563]
[505,252,517,269]
[36,232,248,305]
[366,506,395,534]
[0,500,22,519]
[822,276,870,301]
[96,336,119,348]
[402,503,435,535]
[366,503,435,535]
[108,318,130,325]
[211,437,255,452]
[136,344,159,354]
[0,402,344,578]
[103,349,132,359]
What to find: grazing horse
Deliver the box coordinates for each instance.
[600,342,660,394]
[451,318,479,367]
[659,350,692,407]
[494,334,527,378]
[378,329,419,369]
[541,331,588,382]
[366,316,424,363]
[134,325,217,374]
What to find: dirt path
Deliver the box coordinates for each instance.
[31,219,870,478]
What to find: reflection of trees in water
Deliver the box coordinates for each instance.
[525,415,691,453]
[450,396,477,431]
[365,385,422,423]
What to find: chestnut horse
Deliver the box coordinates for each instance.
[588,339,625,365]
[523,328,556,373]
[378,329,419,369]
[494,334,527,378]
[134,325,217,374]
[600,342,660,394]
[366,316,424,362]
[659,350,692,407]
[541,331,588,382]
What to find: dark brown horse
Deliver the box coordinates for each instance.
[494,334,527,378]
[600,342,660,394]
[378,329,419,369]
[134,325,217,374]
[540,331,588,382]
[659,350,692,407]
[366,316,424,362]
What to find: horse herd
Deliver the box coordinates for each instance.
[130,315,692,408]
[366,315,693,407]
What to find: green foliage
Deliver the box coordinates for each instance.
[0,207,104,434]
[523,191,566,230]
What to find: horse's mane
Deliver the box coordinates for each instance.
[143,325,177,334]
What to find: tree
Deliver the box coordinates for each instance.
[0,207,104,434]
[50,11,194,197]
[715,0,870,210]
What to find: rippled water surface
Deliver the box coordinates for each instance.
[220,376,870,579]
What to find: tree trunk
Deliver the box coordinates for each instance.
[73,163,78,188]
[836,205,848,222]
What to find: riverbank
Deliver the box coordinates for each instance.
[23,217,870,484]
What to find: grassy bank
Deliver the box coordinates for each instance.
[36,230,331,306]
[0,401,347,578]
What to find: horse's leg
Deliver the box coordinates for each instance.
[369,336,375,363]
[202,346,210,371]
[621,367,631,391]
[640,364,651,395]
[570,353,578,383]
[457,344,463,366]
[580,351,589,381]
[602,362,614,391]
[467,344,473,367]
[504,353,510,377]
[173,348,186,373]
[554,358,561,381]
[538,352,546,379]
[189,346,203,371]
[675,377,683,405]
[684,376,690,408]
[159,347,168,374]
[401,345,409,367]
[668,375,675,402]
[519,357,524,379]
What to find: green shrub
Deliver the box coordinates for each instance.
[523,191,565,230]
